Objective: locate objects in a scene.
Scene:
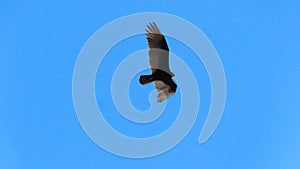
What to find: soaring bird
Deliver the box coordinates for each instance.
[139,22,177,102]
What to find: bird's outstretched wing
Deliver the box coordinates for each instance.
[154,81,175,102]
[145,22,174,76]
[145,22,175,102]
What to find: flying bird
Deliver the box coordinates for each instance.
[139,22,177,102]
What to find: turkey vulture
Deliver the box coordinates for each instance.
[139,22,177,102]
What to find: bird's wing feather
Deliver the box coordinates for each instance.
[154,81,175,102]
[145,22,174,76]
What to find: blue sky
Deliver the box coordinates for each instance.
[1,0,300,169]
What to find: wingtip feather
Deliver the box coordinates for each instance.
[145,22,161,34]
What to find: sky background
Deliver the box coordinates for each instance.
[1,0,300,169]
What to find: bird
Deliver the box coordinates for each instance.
[139,22,177,102]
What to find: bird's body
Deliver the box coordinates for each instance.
[139,22,177,102]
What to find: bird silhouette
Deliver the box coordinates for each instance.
[139,22,177,102]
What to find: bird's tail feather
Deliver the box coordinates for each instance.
[139,75,153,85]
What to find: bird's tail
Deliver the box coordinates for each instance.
[139,75,154,85]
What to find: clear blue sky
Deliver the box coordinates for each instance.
[1,0,299,169]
